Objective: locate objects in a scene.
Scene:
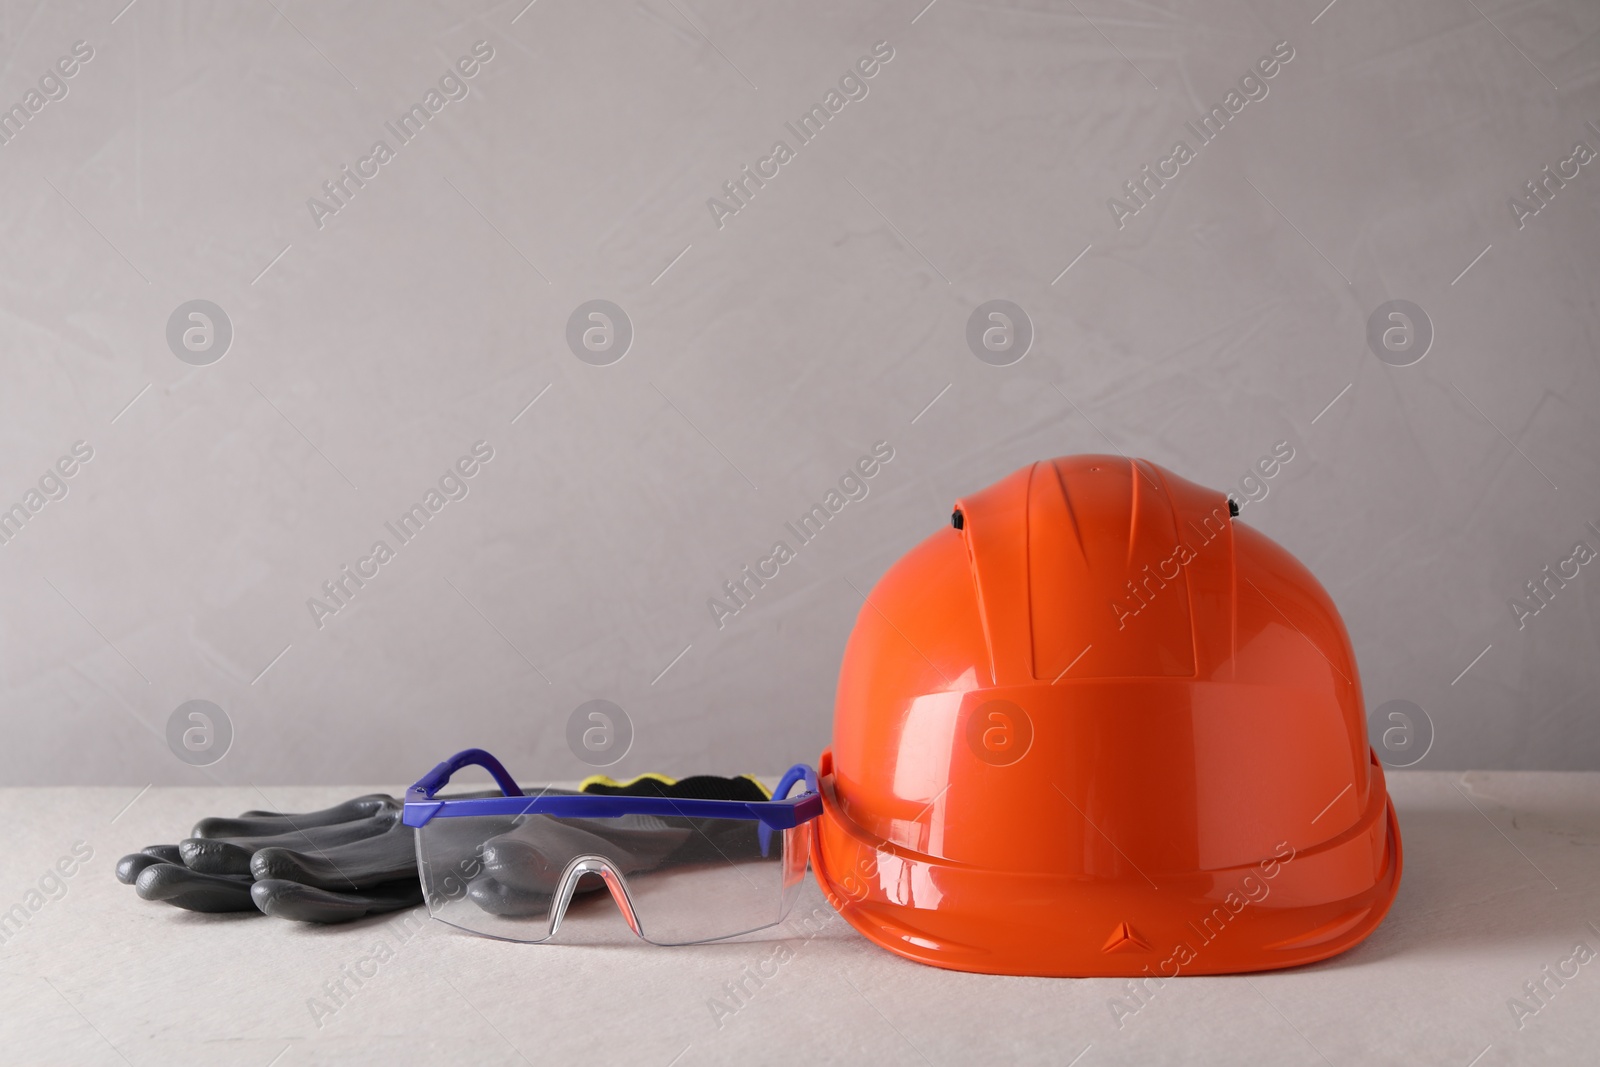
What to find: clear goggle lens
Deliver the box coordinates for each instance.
[416,808,811,945]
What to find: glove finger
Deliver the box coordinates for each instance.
[250,878,422,923]
[465,875,552,918]
[134,863,257,912]
[180,811,399,875]
[117,846,179,885]
[250,824,416,891]
[176,839,257,876]
[191,794,397,840]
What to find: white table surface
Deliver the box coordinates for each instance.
[1,771,1596,1066]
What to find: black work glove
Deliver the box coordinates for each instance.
[117,773,773,924]
[117,794,420,922]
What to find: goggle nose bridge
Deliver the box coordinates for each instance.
[547,856,642,939]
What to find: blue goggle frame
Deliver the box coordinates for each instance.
[403,748,822,834]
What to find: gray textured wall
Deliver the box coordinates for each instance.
[2,0,1597,785]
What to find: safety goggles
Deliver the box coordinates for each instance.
[403,748,821,945]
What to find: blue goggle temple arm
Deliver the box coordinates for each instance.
[404,749,822,833]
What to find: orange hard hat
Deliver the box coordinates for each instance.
[811,455,1401,976]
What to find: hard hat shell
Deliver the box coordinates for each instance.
[812,455,1401,977]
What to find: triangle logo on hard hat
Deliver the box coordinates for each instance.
[1102,921,1151,953]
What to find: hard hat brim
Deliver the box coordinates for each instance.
[811,754,1402,978]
